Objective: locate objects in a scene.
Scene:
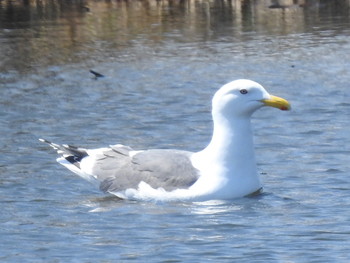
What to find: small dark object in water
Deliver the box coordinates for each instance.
[90,70,104,78]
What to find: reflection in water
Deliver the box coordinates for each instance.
[0,0,349,72]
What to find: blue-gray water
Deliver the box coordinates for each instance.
[1,0,350,262]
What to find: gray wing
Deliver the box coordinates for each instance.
[91,145,200,193]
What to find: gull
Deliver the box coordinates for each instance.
[40,79,290,201]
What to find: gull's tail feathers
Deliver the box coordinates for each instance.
[39,138,88,165]
[39,138,97,184]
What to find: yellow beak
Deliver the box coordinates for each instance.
[261,95,291,111]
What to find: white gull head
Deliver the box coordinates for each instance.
[212,79,270,119]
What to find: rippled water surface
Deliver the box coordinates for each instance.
[1,0,350,262]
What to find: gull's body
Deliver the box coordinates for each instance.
[41,79,290,201]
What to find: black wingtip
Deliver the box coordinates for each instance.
[39,138,61,151]
[90,69,104,78]
[39,138,55,146]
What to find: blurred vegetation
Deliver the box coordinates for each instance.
[1,0,349,29]
[0,0,349,72]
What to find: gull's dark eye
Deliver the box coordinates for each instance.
[240,89,248,94]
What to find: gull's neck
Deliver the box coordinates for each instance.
[208,117,255,165]
[191,115,261,198]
